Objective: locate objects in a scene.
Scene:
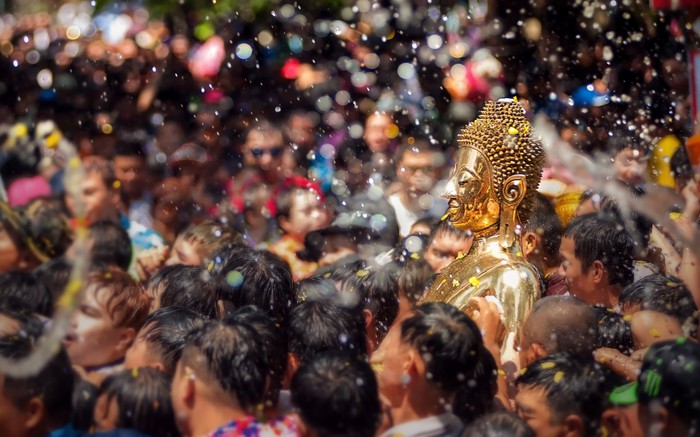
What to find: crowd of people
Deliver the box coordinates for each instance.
[1,0,700,436]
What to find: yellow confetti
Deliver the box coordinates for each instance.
[650,328,660,338]
[540,361,556,370]
[323,272,331,278]
[410,253,420,260]
[468,277,480,287]
[13,123,28,138]
[512,96,519,103]
[669,212,682,220]
[455,252,466,260]
[45,131,62,149]
[207,261,214,271]
[132,368,139,378]
[441,213,449,221]
[104,272,112,279]
[553,371,564,383]
[497,369,506,376]
[113,180,122,189]
[68,156,81,169]
[508,127,519,135]
[623,314,632,322]
[357,269,369,278]
[516,251,522,257]
[520,367,528,375]
[440,279,447,286]
[452,279,460,287]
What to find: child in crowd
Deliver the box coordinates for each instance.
[146,264,219,318]
[423,219,473,273]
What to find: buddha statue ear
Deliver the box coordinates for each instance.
[498,174,527,249]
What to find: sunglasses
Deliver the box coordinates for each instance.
[251,146,284,158]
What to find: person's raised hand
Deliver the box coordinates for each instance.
[470,296,506,359]
[682,180,700,222]
[135,245,170,282]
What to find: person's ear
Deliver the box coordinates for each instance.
[278,215,292,235]
[151,361,166,373]
[117,327,137,354]
[183,367,196,407]
[562,414,585,437]
[591,260,606,284]
[24,397,45,431]
[406,349,424,380]
[363,309,374,330]
[522,232,540,258]
[601,408,622,437]
[532,342,548,361]
[283,353,300,388]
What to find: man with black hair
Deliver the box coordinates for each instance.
[124,306,205,374]
[114,141,153,228]
[607,339,700,437]
[559,212,635,308]
[170,320,296,436]
[215,249,295,324]
[423,220,473,274]
[620,273,698,337]
[519,296,599,367]
[85,220,133,271]
[378,302,496,437]
[521,194,567,296]
[148,265,219,318]
[291,351,381,437]
[0,325,77,437]
[0,270,53,317]
[515,353,622,437]
[287,296,367,376]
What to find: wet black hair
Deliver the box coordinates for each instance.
[620,274,699,337]
[523,193,563,260]
[137,307,206,374]
[0,270,53,317]
[97,368,178,437]
[291,351,381,437]
[288,296,367,364]
[181,319,268,411]
[396,258,434,307]
[0,335,75,428]
[224,305,287,411]
[295,276,339,304]
[150,265,218,319]
[563,212,635,288]
[461,412,534,437]
[516,354,622,437]
[34,257,73,304]
[71,377,98,432]
[88,220,132,271]
[402,303,495,397]
[592,306,635,355]
[114,141,146,158]
[216,249,295,325]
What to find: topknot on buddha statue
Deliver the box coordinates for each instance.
[457,99,544,224]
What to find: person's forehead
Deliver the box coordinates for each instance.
[366,113,391,127]
[246,130,283,147]
[114,155,145,166]
[400,151,436,165]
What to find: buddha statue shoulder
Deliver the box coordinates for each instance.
[420,99,545,337]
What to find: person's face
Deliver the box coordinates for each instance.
[166,238,203,267]
[397,151,439,196]
[442,147,499,233]
[364,114,392,153]
[516,386,569,437]
[602,404,644,437]
[244,131,285,177]
[424,232,473,273]
[0,375,29,437]
[93,394,120,433]
[280,190,329,241]
[574,198,598,217]
[288,115,315,150]
[64,285,128,368]
[409,222,431,236]
[558,237,598,305]
[376,326,411,407]
[318,235,357,267]
[114,155,148,200]
[0,222,23,274]
[613,148,648,185]
[66,172,119,223]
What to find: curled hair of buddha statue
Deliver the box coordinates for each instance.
[457,99,544,225]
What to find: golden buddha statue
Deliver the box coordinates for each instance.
[420,99,545,339]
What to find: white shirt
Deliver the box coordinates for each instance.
[380,413,464,437]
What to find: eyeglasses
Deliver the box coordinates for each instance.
[251,147,284,158]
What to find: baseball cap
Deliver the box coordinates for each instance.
[609,338,700,425]
[0,198,73,263]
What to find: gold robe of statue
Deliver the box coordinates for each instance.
[420,99,545,341]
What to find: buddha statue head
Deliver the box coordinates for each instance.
[443,99,544,246]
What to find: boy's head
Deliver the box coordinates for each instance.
[275,183,328,242]
[66,157,121,224]
[592,306,635,355]
[83,220,132,271]
[560,213,634,306]
[113,141,148,201]
[34,257,73,304]
[521,193,563,270]
[620,274,698,338]
[424,219,473,273]
[291,352,381,437]
[65,268,150,368]
[124,307,205,374]
[364,112,393,153]
[395,139,443,197]
[216,249,294,324]
[609,134,649,186]
[516,354,620,437]
[171,320,267,435]
[93,368,177,437]
[519,296,598,367]
[148,265,218,318]
[0,271,53,317]
[167,221,246,267]
[242,120,286,181]
[0,329,75,437]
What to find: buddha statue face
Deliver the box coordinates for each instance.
[443,146,500,234]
